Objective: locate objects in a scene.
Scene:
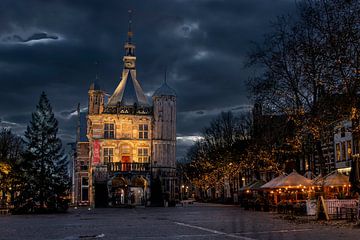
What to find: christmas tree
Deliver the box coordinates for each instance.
[18,92,70,213]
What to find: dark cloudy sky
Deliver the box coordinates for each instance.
[0,0,296,159]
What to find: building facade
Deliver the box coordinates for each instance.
[73,23,177,207]
[333,120,353,175]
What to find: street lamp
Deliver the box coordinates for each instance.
[181,185,185,201]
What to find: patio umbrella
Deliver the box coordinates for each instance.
[322,172,349,187]
[349,158,360,193]
[239,181,255,191]
[273,170,313,188]
[240,179,267,191]
[260,173,287,189]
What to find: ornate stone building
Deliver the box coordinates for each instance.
[73,21,176,207]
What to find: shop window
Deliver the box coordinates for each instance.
[341,142,346,161]
[347,140,352,159]
[336,143,340,161]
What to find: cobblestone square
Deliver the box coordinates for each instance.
[1,203,360,240]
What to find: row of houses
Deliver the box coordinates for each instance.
[201,104,360,203]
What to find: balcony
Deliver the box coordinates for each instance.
[107,162,150,173]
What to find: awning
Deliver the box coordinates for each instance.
[240,179,267,191]
[322,172,349,187]
[260,173,287,189]
[274,170,313,188]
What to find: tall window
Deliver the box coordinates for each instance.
[103,148,114,163]
[81,177,89,201]
[138,148,149,163]
[104,123,115,139]
[336,143,340,161]
[139,124,149,139]
[347,140,352,159]
[341,142,346,161]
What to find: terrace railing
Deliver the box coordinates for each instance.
[107,162,150,173]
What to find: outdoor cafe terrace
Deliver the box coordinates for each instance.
[240,170,359,221]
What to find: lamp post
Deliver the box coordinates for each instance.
[181,185,185,201]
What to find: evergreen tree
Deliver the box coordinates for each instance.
[20,92,70,213]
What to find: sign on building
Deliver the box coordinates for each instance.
[93,140,100,165]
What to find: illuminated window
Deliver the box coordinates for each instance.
[138,148,149,163]
[103,148,114,163]
[104,123,115,139]
[139,124,149,139]
[341,142,346,161]
[347,140,352,159]
[336,143,340,161]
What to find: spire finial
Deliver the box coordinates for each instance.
[164,66,167,84]
[127,9,133,43]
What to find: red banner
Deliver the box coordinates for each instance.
[93,140,100,165]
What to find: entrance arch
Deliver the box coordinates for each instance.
[109,176,128,206]
[130,176,148,205]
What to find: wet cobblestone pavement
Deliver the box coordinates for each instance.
[1,203,360,240]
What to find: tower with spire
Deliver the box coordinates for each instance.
[152,70,177,167]
[73,12,177,208]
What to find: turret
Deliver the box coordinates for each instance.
[88,82,104,115]
[152,76,176,168]
[152,81,176,141]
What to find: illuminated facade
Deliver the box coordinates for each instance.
[73,21,177,207]
[334,120,353,175]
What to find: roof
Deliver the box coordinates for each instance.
[153,82,176,97]
[261,174,287,189]
[274,170,313,188]
[321,172,349,187]
[107,69,149,107]
[240,179,267,191]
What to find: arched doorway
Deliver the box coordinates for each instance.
[109,176,128,206]
[130,176,147,205]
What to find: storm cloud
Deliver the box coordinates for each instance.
[0,0,296,159]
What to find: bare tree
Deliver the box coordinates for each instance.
[247,0,360,174]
